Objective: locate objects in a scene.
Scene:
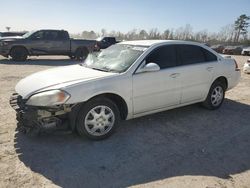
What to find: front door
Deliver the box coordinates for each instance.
[132,45,181,114]
[28,31,48,55]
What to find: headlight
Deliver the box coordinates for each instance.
[0,41,9,46]
[26,90,70,106]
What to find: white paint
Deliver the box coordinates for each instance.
[15,40,241,120]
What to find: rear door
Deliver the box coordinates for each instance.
[43,31,70,55]
[177,44,218,103]
[132,45,182,114]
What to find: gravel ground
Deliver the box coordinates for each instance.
[0,55,250,188]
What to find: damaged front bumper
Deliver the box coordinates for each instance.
[9,93,75,134]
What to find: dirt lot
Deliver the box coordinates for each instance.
[0,55,250,188]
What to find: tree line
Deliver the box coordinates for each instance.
[71,14,250,46]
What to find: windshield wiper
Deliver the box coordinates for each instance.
[91,67,110,72]
[79,63,119,73]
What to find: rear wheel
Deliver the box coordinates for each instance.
[10,47,28,61]
[76,98,120,140]
[202,81,226,110]
[75,48,89,61]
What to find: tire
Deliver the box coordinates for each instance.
[75,48,89,61]
[202,81,226,110]
[10,47,28,61]
[76,97,120,140]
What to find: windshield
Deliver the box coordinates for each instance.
[83,44,147,73]
[96,37,103,41]
[22,31,36,38]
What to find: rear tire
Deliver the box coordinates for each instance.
[75,48,89,61]
[202,81,226,110]
[10,47,28,61]
[76,97,120,140]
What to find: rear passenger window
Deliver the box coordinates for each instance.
[146,45,177,69]
[203,49,217,62]
[57,31,68,40]
[179,45,205,65]
[44,31,58,40]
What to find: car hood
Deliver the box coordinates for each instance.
[0,36,23,42]
[243,48,250,51]
[15,64,118,99]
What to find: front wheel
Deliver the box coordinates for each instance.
[76,98,120,140]
[10,47,28,61]
[202,81,226,110]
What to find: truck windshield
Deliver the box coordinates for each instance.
[83,44,147,73]
[96,37,103,41]
[22,31,36,38]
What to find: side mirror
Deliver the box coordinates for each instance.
[137,62,160,73]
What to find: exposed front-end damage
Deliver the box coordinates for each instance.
[9,93,77,135]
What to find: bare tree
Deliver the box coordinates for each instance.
[148,28,160,39]
[183,24,193,40]
[81,30,97,39]
[217,24,235,42]
[101,29,107,37]
[139,29,148,39]
[69,17,250,46]
[163,29,170,39]
[127,29,138,40]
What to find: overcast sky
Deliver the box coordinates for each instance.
[0,0,250,33]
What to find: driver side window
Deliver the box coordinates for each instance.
[146,45,177,69]
[31,31,44,40]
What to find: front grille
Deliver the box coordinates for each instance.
[10,93,38,129]
[9,93,27,111]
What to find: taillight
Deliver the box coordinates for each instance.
[234,59,240,71]
[247,59,250,64]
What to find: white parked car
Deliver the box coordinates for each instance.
[243,59,250,74]
[242,47,250,56]
[10,40,241,140]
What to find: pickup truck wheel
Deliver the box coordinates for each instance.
[75,48,89,61]
[76,98,120,140]
[10,47,28,61]
[202,81,225,110]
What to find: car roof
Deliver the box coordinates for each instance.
[120,40,205,47]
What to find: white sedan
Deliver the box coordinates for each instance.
[243,59,250,74]
[10,40,241,140]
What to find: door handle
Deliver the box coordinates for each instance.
[170,73,180,78]
[206,67,214,71]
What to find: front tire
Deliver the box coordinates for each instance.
[76,98,120,140]
[10,47,28,61]
[202,81,226,110]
